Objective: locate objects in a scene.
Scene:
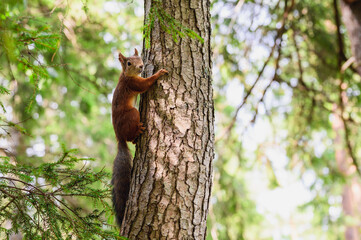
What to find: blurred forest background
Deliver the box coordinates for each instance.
[1,0,361,239]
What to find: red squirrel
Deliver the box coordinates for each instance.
[111,48,168,227]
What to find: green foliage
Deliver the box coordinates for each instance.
[0,146,122,239]
[143,0,204,49]
[0,117,27,135]
[0,0,143,238]
[0,4,61,112]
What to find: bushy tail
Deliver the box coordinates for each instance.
[112,140,132,227]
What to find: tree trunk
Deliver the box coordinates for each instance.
[338,3,361,238]
[121,0,214,239]
[340,0,361,76]
[332,103,361,240]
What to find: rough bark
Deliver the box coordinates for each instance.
[340,0,361,76]
[121,0,213,239]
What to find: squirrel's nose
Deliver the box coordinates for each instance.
[139,65,144,69]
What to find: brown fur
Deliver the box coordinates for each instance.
[111,48,168,227]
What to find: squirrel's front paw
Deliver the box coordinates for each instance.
[158,69,168,76]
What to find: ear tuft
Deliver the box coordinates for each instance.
[118,52,126,63]
[118,51,127,70]
[134,48,139,56]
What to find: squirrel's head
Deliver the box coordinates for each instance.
[118,48,144,76]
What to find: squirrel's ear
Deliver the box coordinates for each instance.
[134,48,139,56]
[118,52,126,64]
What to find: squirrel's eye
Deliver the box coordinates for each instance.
[127,62,131,66]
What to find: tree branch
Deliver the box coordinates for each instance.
[216,0,295,143]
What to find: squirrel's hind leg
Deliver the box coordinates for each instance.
[122,108,142,143]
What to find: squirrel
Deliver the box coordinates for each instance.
[111,48,168,227]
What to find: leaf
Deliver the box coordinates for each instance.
[0,86,10,95]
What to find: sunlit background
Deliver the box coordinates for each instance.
[1,0,361,239]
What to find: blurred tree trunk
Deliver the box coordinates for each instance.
[340,0,361,76]
[338,2,361,239]
[333,102,361,240]
[120,0,214,239]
